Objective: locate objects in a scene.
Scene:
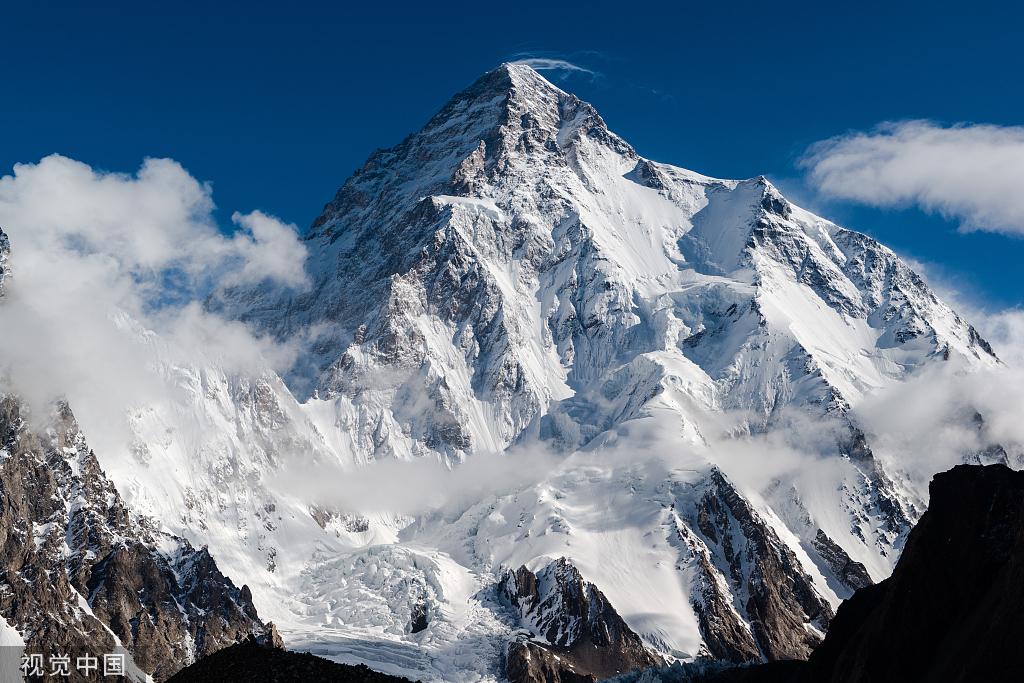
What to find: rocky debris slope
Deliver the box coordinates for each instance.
[166,637,415,683]
[0,395,276,681]
[499,558,663,682]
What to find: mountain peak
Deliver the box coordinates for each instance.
[420,60,588,142]
[470,61,568,97]
[424,61,564,122]
[133,62,1010,683]
[304,61,627,241]
[501,61,570,92]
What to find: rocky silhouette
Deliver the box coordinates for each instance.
[167,637,415,683]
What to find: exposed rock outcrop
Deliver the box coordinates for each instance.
[810,530,873,592]
[672,520,761,663]
[684,470,833,661]
[499,558,663,682]
[0,396,273,680]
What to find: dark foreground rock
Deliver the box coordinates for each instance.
[166,638,415,683]
[797,463,1024,683]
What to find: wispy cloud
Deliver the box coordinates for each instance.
[800,121,1024,236]
[507,52,600,81]
[511,57,594,75]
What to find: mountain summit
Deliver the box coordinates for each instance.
[214,62,994,459]
[111,64,1004,680]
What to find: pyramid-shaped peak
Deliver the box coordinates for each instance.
[448,61,571,111]
[499,61,569,89]
[409,61,615,156]
[304,62,634,240]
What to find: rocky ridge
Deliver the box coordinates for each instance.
[499,558,663,682]
[0,394,275,681]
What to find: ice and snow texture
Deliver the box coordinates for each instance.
[63,64,1005,680]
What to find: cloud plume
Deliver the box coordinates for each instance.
[801,121,1024,235]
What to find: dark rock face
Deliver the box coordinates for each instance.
[671,519,761,663]
[499,558,662,682]
[810,530,873,592]
[799,463,1024,683]
[166,638,415,683]
[0,396,273,680]
[686,470,833,661]
[408,601,429,634]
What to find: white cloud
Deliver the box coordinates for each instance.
[227,210,310,289]
[278,443,563,516]
[0,154,308,292]
[510,57,595,76]
[801,121,1024,235]
[853,362,1024,491]
[973,308,1024,367]
[0,154,307,431]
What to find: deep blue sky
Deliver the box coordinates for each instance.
[2,0,1021,308]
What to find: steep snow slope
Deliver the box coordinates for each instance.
[73,65,1002,681]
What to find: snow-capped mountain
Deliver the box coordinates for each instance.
[8,64,1003,682]
[206,63,999,678]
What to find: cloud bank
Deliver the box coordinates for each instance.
[0,154,307,432]
[802,121,1024,235]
